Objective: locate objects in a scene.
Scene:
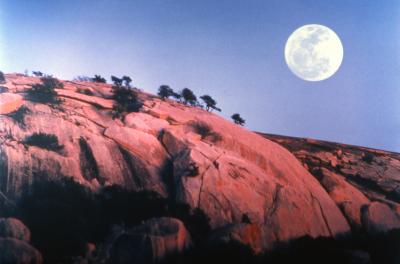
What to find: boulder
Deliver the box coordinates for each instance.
[0,93,23,114]
[314,168,370,229]
[0,218,31,242]
[0,237,43,264]
[361,202,400,233]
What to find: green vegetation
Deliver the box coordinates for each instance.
[92,74,107,83]
[158,85,174,100]
[362,152,374,164]
[74,76,92,82]
[23,133,63,152]
[181,88,198,106]
[122,75,132,87]
[191,121,222,142]
[111,75,142,118]
[200,95,221,112]
[0,71,5,83]
[231,113,245,126]
[32,71,44,77]
[7,105,30,126]
[111,75,123,86]
[27,77,63,104]
[76,88,94,96]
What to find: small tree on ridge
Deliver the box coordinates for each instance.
[157,85,174,100]
[231,113,245,126]
[200,95,221,112]
[181,88,198,106]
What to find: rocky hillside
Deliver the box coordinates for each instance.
[260,134,400,231]
[0,73,399,263]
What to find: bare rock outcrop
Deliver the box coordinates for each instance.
[361,202,400,233]
[0,93,23,114]
[2,73,399,256]
[262,133,400,233]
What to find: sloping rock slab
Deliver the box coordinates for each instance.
[0,93,23,114]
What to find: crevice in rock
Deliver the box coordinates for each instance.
[265,184,282,221]
[118,146,144,190]
[344,173,400,204]
[0,149,9,197]
[157,129,173,158]
[70,109,107,129]
[197,172,206,209]
[78,137,102,184]
[160,158,176,201]
[310,193,334,237]
[359,204,370,230]
[197,155,222,208]
[156,129,177,200]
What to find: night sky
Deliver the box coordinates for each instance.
[1,0,399,151]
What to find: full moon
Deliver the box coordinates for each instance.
[284,24,343,81]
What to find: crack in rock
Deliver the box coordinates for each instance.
[310,193,334,237]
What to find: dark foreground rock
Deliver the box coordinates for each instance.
[98,217,192,264]
[0,238,42,264]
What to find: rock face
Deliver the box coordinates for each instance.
[0,238,43,264]
[0,218,31,242]
[262,133,400,233]
[0,218,42,264]
[0,73,398,258]
[0,93,23,114]
[100,217,192,263]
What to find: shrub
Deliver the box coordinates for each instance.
[190,121,222,142]
[181,88,198,106]
[73,76,92,82]
[122,76,132,87]
[172,91,182,101]
[76,88,94,96]
[362,152,374,164]
[32,71,44,77]
[92,75,107,83]
[27,77,63,104]
[0,86,8,93]
[111,76,123,86]
[0,71,5,84]
[200,95,221,112]
[158,85,174,100]
[112,85,143,118]
[23,133,63,152]
[7,105,30,126]
[231,113,245,126]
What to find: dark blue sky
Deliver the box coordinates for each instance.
[1,0,399,151]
